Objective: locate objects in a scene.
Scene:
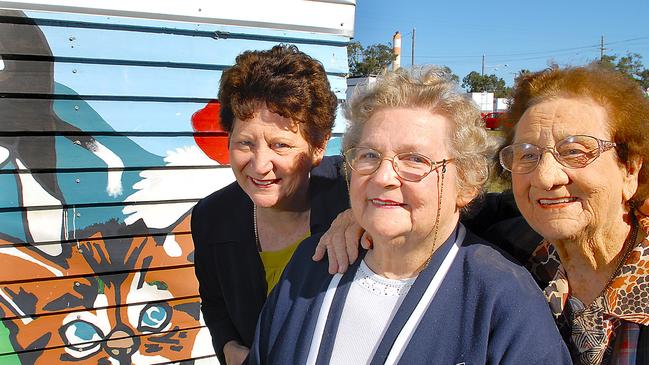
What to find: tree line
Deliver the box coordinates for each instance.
[348,41,649,98]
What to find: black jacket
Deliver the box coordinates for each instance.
[191,156,349,363]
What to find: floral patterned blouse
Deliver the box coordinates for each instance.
[527,215,649,365]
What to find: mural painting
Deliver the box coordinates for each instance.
[0,9,232,364]
[0,6,349,364]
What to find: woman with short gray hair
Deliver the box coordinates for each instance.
[249,67,570,364]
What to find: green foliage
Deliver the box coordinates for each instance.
[461,71,511,98]
[513,69,531,85]
[440,66,460,84]
[347,41,396,77]
[347,41,460,84]
[597,52,649,90]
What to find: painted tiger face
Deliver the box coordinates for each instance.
[0,215,214,364]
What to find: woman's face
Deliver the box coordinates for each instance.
[511,97,639,242]
[349,107,465,245]
[229,104,324,210]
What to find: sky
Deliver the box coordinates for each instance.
[352,0,649,87]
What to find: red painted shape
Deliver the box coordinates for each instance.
[191,101,230,164]
[481,111,505,130]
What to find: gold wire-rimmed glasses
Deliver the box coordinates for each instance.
[344,147,453,182]
[499,135,617,174]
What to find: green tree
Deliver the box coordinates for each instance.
[440,66,460,84]
[639,69,649,90]
[347,41,396,77]
[461,71,511,98]
[597,52,649,89]
[513,69,531,84]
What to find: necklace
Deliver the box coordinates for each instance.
[573,213,640,316]
[603,213,639,290]
[415,161,448,274]
[253,204,261,252]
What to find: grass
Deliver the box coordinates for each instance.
[485,129,510,193]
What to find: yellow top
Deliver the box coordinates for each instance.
[259,232,310,295]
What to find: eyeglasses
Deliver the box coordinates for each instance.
[343,147,453,182]
[499,135,617,174]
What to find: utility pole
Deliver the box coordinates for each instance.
[481,54,485,76]
[411,27,416,68]
[600,35,605,61]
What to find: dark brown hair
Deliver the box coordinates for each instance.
[503,64,649,203]
[218,44,337,149]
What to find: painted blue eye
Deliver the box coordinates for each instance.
[138,303,171,332]
[61,320,103,353]
[71,321,101,341]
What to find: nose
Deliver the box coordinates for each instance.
[371,158,401,187]
[251,146,273,174]
[530,151,569,190]
[103,329,139,362]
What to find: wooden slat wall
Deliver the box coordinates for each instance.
[0,4,352,364]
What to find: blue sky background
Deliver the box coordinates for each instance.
[353,0,649,87]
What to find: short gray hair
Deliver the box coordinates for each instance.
[343,67,497,198]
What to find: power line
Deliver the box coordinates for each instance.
[403,48,599,63]
[605,36,649,46]
[400,36,649,63]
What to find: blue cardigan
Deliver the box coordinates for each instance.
[249,225,571,364]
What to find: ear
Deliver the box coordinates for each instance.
[456,186,479,209]
[310,136,329,167]
[622,155,643,202]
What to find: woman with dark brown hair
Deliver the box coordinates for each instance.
[191,45,348,365]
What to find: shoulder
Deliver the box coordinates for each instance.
[462,191,541,264]
[286,233,327,274]
[194,181,247,213]
[278,233,332,289]
[457,229,542,297]
[191,181,251,244]
[455,230,569,359]
[311,155,344,180]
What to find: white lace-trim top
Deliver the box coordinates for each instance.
[329,260,417,365]
[356,259,417,296]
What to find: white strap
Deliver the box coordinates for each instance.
[306,273,343,365]
[384,225,465,365]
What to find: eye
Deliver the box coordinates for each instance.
[271,142,292,150]
[61,320,103,354]
[400,153,429,164]
[558,145,589,157]
[519,152,538,161]
[138,303,171,333]
[236,140,253,148]
[357,149,380,161]
[513,144,539,162]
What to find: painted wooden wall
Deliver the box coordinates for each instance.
[0,4,352,364]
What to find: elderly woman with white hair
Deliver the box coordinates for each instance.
[248,68,570,364]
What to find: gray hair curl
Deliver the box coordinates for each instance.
[343,67,497,201]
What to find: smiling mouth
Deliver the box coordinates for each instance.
[537,197,578,206]
[251,178,279,187]
[369,199,405,207]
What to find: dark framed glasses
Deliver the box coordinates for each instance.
[499,135,617,174]
[343,147,453,182]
